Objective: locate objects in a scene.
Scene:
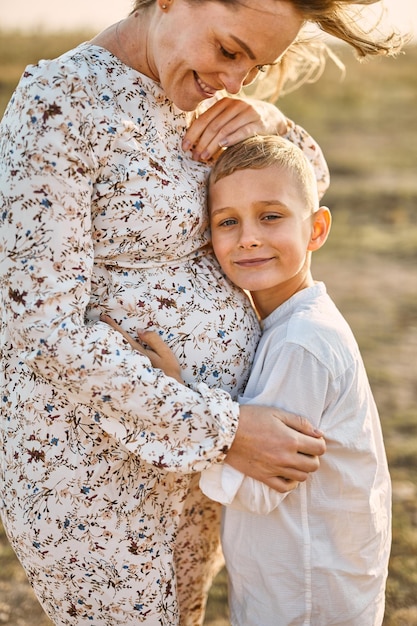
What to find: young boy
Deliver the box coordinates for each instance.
[104,136,391,625]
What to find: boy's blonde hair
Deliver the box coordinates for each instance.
[209,135,319,213]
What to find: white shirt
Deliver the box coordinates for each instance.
[200,282,391,625]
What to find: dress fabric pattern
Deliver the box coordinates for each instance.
[0,44,329,625]
[0,44,259,626]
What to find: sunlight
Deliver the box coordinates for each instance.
[1,0,416,36]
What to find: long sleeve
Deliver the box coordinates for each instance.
[199,462,288,514]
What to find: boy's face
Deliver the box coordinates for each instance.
[209,164,316,312]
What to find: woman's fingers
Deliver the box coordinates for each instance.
[100,313,147,354]
[183,98,288,161]
[275,409,325,441]
[226,404,326,491]
[100,315,183,382]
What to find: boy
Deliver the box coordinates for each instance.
[104,136,391,625]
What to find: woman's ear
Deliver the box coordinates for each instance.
[308,206,332,252]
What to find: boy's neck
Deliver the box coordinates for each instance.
[252,273,315,319]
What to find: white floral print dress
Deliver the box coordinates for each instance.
[0,44,329,626]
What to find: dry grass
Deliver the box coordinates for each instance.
[1,31,416,626]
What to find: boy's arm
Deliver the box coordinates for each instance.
[200,342,329,513]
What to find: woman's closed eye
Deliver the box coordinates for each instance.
[220,46,237,60]
[219,46,274,75]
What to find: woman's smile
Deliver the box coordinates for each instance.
[194,72,219,97]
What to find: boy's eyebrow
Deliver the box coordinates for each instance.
[210,206,230,218]
[230,35,256,60]
[210,200,290,218]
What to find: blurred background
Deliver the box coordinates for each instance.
[1,1,416,624]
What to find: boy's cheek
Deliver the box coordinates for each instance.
[211,238,228,264]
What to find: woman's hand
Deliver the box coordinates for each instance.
[100,314,183,384]
[183,97,288,162]
[226,404,326,493]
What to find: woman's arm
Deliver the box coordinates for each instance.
[227,404,324,489]
[102,321,326,491]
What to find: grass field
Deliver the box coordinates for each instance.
[1,30,416,626]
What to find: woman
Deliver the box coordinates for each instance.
[0,1,404,625]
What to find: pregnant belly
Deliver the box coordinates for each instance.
[90,254,261,398]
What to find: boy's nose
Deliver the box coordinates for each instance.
[238,227,261,249]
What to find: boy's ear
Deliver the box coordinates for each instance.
[308,206,332,252]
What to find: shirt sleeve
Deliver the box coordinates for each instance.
[241,340,329,433]
[201,341,330,513]
[199,463,288,514]
[0,63,239,473]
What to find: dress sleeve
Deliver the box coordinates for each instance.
[0,63,239,473]
[283,118,330,200]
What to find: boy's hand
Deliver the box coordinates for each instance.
[100,314,183,384]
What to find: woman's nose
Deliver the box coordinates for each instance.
[219,66,253,95]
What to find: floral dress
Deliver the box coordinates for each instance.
[0,44,329,626]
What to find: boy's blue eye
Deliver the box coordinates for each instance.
[219,218,237,227]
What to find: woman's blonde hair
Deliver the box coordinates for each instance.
[131,0,408,99]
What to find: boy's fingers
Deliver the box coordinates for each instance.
[100,317,179,376]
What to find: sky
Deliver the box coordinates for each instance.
[1,0,416,36]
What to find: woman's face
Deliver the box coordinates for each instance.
[148,0,304,111]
